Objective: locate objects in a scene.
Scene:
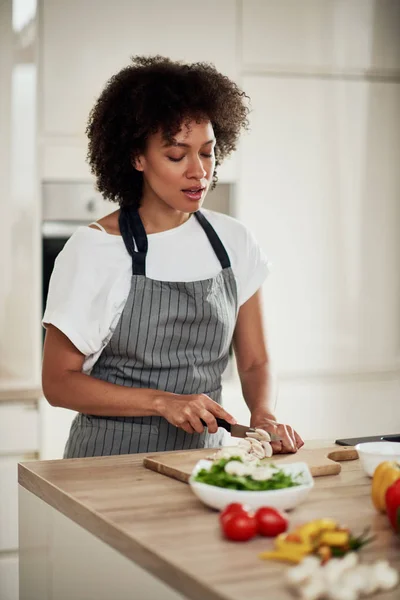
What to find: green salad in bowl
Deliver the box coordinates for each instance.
[194,457,304,491]
[189,456,314,511]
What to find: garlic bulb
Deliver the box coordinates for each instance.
[286,554,399,600]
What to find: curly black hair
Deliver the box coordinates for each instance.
[86,55,250,208]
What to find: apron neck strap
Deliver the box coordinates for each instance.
[119,207,148,275]
[194,211,231,269]
[119,207,231,276]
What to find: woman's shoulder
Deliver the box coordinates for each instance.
[52,224,128,287]
[62,209,122,251]
[62,222,125,255]
[201,209,270,305]
[201,209,257,246]
[201,208,244,229]
[91,209,121,235]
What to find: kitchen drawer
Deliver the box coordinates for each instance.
[0,402,39,454]
[0,553,18,600]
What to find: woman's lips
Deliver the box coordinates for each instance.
[181,187,205,201]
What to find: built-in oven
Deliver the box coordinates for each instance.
[41,182,112,318]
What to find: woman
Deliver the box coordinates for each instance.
[42,55,304,458]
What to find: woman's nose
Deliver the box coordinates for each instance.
[186,156,207,179]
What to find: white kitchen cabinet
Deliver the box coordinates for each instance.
[242,0,400,72]
[0,555,19,600]
[0,456,24,551]
[0,402,39,455]
[0,403,39,554]
[238,76,400,375]
[0,400,39,600]
[40,0,237,139]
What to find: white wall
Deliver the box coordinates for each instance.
[0,0,13,373]
[236,0,400,438]
[0,0,41,382]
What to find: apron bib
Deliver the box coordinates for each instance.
[64,209,238,457]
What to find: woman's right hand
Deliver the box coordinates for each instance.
[155,393,237,434]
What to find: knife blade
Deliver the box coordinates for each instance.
[201,417,282,442]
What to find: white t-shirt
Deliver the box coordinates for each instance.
[43,209,270,372]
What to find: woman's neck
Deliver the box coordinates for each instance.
[138,201,191,234]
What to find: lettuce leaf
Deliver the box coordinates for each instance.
[194,457,303,491]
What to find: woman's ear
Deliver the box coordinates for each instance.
[132,154,145,172]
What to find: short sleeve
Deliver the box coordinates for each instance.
[204,211,271,307]
[236,227,270,306]
[42,228,130,358]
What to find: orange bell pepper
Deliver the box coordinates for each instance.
[371,461,400,512]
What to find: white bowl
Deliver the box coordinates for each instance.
[355,441,400,477]
[188,460,314,511]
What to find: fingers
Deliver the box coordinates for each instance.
[270,426,304,454]
[189,416,206,434]
[181,421,196,434]
[168,393,237,435]
[270,440,283,454]
[294,429,304,449]
[282,425,298,453]
[202,395,237,425]
[198,411,219,434]
[267,423,297,454]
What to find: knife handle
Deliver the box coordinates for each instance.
[200,418,231,431]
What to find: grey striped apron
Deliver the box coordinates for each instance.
[64,208,238,458]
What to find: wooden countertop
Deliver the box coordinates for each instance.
[18,442,400,600]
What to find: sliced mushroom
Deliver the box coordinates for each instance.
[255,428,271,442]
[248,439,265,459]
[237,438,252,451]
[224,461,252,477]
[245,431,263,440]
[248,438,265,452]
[251,466,275,481]
[262,441,273,458]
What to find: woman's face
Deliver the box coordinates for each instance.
[135,119,216,214]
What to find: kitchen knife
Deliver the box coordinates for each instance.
[200,417,282,442]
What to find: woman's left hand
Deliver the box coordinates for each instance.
[250,411,304,454]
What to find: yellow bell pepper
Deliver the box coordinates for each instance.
[371,461,400,512]
[259,548,309,564]
[308,519,338,532]
[293,519,338,543]
[318,530,350,547]
[275,540,314,553]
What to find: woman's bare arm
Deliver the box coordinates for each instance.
[42,325,164,416]
[233,290,304,452]
[42,325,235,434]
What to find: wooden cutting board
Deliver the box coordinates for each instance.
[143,444,359,483]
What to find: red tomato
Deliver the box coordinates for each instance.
[221,512,257,542]
[255,507,289,537]
[219,503,249,525]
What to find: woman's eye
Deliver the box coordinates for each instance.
[167,153,213,162]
